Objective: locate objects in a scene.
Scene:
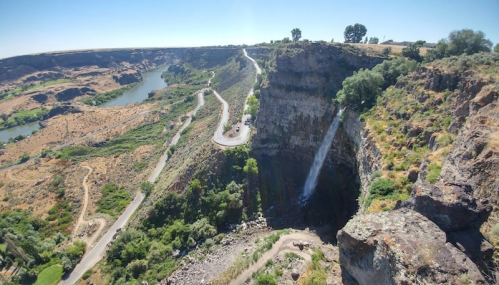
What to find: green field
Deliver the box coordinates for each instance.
[0,79,72,101]
[34,265,63,285]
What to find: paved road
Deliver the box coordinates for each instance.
[60,76,210,285]
[212,49,261,147]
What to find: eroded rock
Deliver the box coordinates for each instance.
[337,208,486,285]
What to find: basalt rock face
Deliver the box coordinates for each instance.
[55,87,95,102]
[339,54,499,284]
[113,70,142,85]
[251,43,386,231]
[337,209,486,285]
[42,102,83,120]
[0,48,185,84]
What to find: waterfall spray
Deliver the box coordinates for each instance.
[301,108,345,202]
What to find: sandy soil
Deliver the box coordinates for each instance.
[0,102,156,163]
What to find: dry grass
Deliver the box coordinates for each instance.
[488,132,499,152]
[348,43,429,56]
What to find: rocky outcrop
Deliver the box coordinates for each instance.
[338,208,486,285]
[42,102,83,120]
[55,87,95,101]
[398,182,491,232]
[31,94,48,103]
[251,42,386,231]
[113,71,142,85]
[24,71,64,82]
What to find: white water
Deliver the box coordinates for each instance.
[301,108,345,201]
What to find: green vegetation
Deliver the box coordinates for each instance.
[425,29,493,62]
[253,273,277,285]
[0,79,71,101]
[161,63,212,86]
[425,163,442,184]
[0,107,48,130]
[344,23,367,43]
[97,184,132,217]
[245,95,259,121]
[45,200,73,235]
[291,28,302,42]
[302,249,329,285]
[82,269,93,280]
[0,210,85,284]
[80,83,137,106]
[34,265,63,285]
[134,161,148,170]
[402,40,426,62]
[336,58,417,110]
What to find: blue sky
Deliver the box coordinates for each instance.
[1,0,498,59]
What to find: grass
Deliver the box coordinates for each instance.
[80,83,137,106]
[34,264,63,285]
[97,185,131,217]
[0,107,49,130]
[0,79,72,101]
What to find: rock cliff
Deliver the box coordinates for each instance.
[251,42,386,233]
[253,45,499,283]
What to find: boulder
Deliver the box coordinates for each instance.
[291,268,300,280]
[337,208,486,285]
[396,182,491,232]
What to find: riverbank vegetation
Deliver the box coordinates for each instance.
[79,83,138,106]
[0,79,72,102]
[0,107,49,130]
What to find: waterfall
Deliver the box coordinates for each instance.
[301,108,345,201]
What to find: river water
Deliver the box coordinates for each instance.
[0,121,40,143]
[0,66,169,143]
[100,65,169,108]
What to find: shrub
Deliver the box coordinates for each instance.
[369,178,396,196]
[382,46,392,56]
[82,269,92,280]
[254,273,277,285]
[426,163,442,184]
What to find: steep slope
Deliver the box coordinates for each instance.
[250,42,386,235]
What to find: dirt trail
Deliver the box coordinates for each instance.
[7,169,38,182]
[72,165,106,249]
[230,232,323,285]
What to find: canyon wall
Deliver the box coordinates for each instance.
[250,43,386,232]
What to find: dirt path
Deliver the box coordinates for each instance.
[7,169,38,182]
[230,232,323,285]
[71,166,107,249]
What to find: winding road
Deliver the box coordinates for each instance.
[60,74,212,285]
[212,49,261,146]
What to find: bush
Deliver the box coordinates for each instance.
[382,46,392,56]
[425,163,442,184]
[336,68,384,111]
[18,152,30,163]
[254,273,277,285]
[369,178,396,196]
[82,269,92,280]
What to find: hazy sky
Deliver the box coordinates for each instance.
[1,0,498,59]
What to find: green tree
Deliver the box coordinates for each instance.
[369,37,379,44]
[291,28,302,42]
[282,37,291,43]
[372,58,418,89]
[336,69,384,110]
[425,29,493,61]
[494,44,499,53]
[402,41,425,62]
[344,23,367,43]
[140,181,154,197]
[243,158,258,177]
[18,152,30,164]
[381,46,392,56]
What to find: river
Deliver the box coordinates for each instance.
[100,65,169,108]
[0,121,40,143]
[0,66,169,143]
